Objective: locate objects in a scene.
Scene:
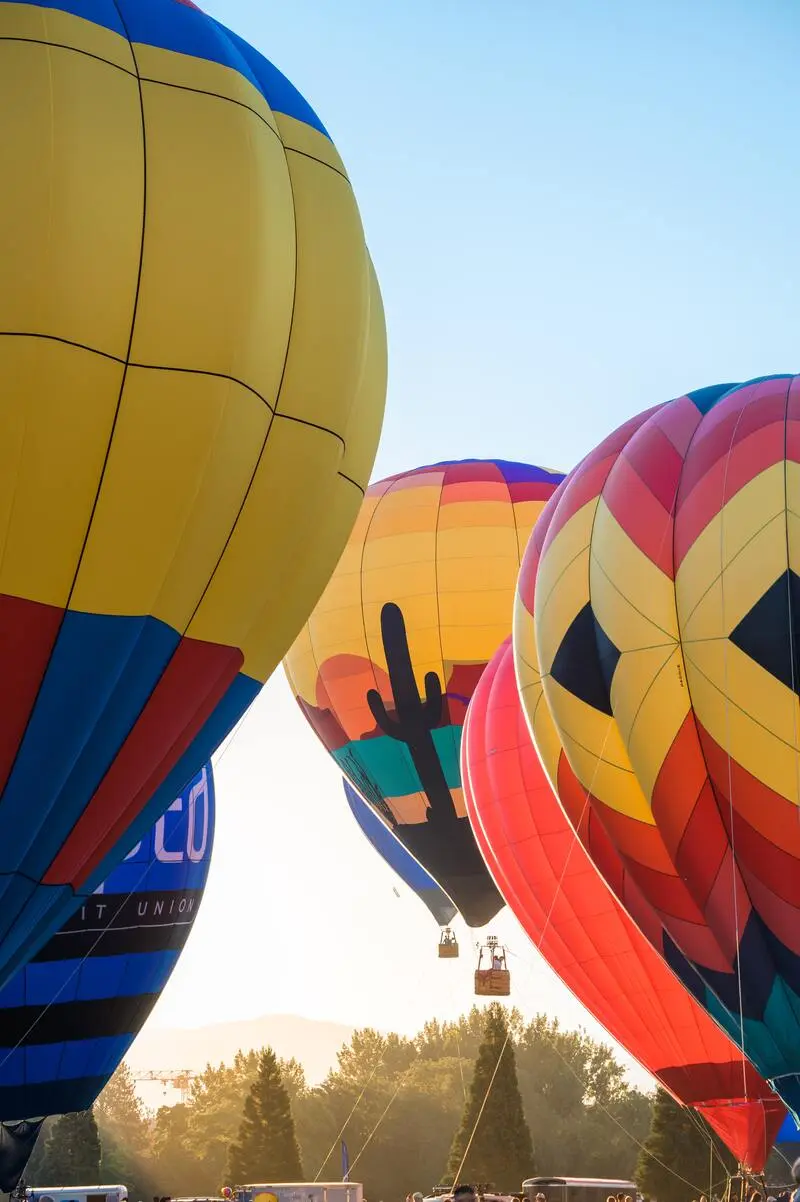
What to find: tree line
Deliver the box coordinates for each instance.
[22,1005,769,1202]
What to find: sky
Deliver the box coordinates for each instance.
[142,0,800,1088]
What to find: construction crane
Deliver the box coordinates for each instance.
[132,1069,198,1102]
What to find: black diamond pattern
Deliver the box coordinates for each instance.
[550,603,621,715]
[729,569,800,694]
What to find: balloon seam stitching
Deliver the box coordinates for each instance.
[0,34,136,75]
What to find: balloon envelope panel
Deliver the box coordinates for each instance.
[0,763,214,1121]
[343,778,457,927]
[285,459,564,927]
[515,375,800,1115]
[0,0,385,987]
[776,1110,800,1146]
[464,637,784,1172]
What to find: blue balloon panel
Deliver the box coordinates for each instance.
[777,1111,800,1144]
[0,764,215,1120]
[343,779,457,928]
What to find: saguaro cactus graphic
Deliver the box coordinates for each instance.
[366,602,457,823]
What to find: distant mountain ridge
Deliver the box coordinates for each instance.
[128,1013,355,1088]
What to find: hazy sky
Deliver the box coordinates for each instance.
[143,0,800,1089]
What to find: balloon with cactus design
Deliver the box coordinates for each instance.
[284,459,564,926]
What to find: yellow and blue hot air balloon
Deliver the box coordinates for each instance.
[0,0,386,986]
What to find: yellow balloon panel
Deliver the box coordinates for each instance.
[132,82,296,398]
[0,38,141,356]
[70,370,270,626]
[616,647,688,804]
[275,113,349,177]
[591,498,679,645]
[187,417,349,671]
[532,501,594,672]
[1,2,135,67]
[276,152,369,433]
[0,341,122,607]
[288,463,562,717]
[340,262,389,488]
[134,43,276,129]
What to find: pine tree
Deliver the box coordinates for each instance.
[227,1047,304,1183]
[95,1064,159,1200]
[36,1110,102,1185]
[446,1003,535,1190]
[96,1064,150,1156]
[637,1089,735,1202]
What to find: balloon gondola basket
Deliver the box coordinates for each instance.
[475,968,511,997]
[475,936,510,996]
[439,928,459,958]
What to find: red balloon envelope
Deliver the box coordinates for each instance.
[462,636,785,1171]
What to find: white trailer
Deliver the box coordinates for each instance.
[26,1186,128,1202]
[236,1183,363,1202]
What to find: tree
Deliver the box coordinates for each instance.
[333,1029,416,1088]
[100,1127,161,1202]
[96,1063,150,1152]
[151,1103,209,1197]
[517,1015,628,1115]
[576,1087,652,1180]
[22,1117,56,1184]
[228,1048,304,1183]
[33,1011,654,1200]
[184,1051,262,1187]
[95,1064,158,1201]
[636,1089,734,1202]
[514,1015,652,1178]
[446,1004,534,1190]
[278,1058,308,1107]
[35,1111,102,1185]
[147,1053,301,1195]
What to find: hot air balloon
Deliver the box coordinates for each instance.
[463,635,785,1171]
[0,0,386,986]
[284,459,564,927]
[514,375,800,1117]
[0,762,214,1189]
[343,778,457,929]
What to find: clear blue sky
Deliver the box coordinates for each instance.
[145,0,800,1086]
[197,0,800,479]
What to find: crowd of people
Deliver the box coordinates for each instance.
[402,1183,800,1202]
[405,1186,522,1202]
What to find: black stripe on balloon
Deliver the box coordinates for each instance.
[0,993,159,1047]
[0,1077,108,1123]
[31,890,205,962]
